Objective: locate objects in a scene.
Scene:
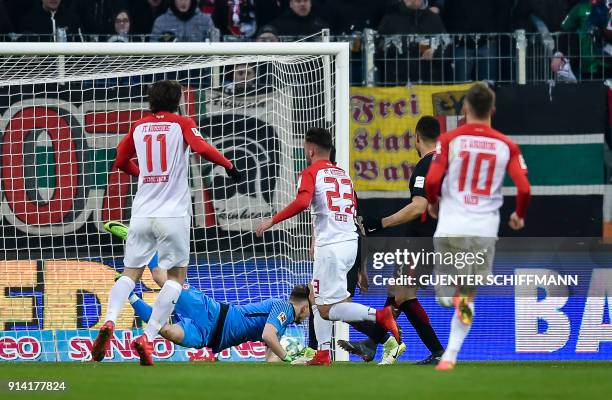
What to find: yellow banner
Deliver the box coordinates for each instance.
[349,84,473,192]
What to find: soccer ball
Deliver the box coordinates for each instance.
[280,336,303,357]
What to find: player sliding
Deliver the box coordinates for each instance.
[425,83,531,370]
[91,80,243,366]
[103,222,312,362]
[126,282,311,362]
[255,127,401,366]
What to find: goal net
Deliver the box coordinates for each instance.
[0,42,349,362]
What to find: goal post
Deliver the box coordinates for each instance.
[0,42,351,362]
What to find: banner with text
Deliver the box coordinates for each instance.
[349,84,473,192]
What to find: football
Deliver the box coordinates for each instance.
[280,336,303,357]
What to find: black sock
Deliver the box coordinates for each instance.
[351,320,390,345]
[384,296,396,308]
[399,298,444,354]
[308,313,318,350]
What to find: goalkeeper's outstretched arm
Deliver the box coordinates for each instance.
[262,323,292,362]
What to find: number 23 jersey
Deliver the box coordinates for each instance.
[299,160,358,246]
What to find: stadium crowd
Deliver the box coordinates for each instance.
[0,0,609,81]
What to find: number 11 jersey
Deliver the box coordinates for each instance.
[299,160,358,246]
[115,111,232,218]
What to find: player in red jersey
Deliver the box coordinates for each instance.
[255,127,401,366]
[425,83,531,370]
[91,80,242,366]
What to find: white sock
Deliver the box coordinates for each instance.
[312,305,332,351]
[105,276,135,323]
[441,302,474,363]
[328,302,376,322]
[143,280,182,341]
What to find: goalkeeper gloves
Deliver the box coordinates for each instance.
[362,216,383,235]
[225,166,244,183]
[282,353,295,363]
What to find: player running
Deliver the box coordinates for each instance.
[126,282,311,362]
[91,80,243,366]
[339,116,445,365]
[255,127,400,366]
[425,83,531,370]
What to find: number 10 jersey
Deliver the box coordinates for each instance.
[426,123,530,237]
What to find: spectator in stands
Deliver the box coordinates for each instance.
[324,0,385,35]
[107,9,133,42]
[378,0,446,36]
[212,0,257,38]
[269,0,328,37]
[438,0,515,82]
[19,0,81,40]
[0,0,14,37]
[561,0,605,78]
[130,0,169,35]
[255,24,279,42]
[71,0,126,34]
[515,0,568,32]
[376,0,447,84]
[151,0,213,41]
[224,63,257,95]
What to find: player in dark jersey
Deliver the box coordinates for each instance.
[339,116,445,365]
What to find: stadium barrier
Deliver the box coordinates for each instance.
[2,30,609,85]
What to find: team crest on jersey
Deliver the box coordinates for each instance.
[277,312,287,324]
[182,283,190,290]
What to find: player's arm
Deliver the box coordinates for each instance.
[255,170,315,236]
[425,137,449,206]
[113,127,140,177]
[384,196,428,228]
[261,323,292,362]
[507,143,531,230]
[182,120,243,182]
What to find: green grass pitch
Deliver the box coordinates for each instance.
[1,362,611,400]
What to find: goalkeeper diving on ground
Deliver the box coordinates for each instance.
[103,221,312,363]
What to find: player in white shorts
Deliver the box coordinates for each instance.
[255,127,400,366]
[425,83,531,370]
[91,80,243,366]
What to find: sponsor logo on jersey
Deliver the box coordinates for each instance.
[191,127,203,138]
[277,312,287,324]
[414,176,425,188]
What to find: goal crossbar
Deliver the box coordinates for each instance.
[0,42,350,57]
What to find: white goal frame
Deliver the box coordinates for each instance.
[0,41,352,361]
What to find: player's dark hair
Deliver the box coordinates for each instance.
[289,284,310,303]
[465,82,495,119]
[330,145,336,164]
[148,80,182,113]
[415,116,440,143]
[305,127,333,152]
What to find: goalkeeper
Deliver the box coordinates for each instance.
[104,221,310,362]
